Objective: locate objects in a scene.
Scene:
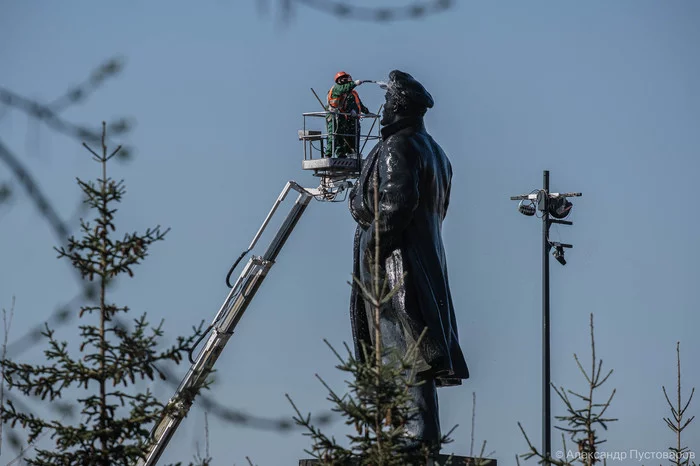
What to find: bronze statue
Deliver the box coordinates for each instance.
[348,70,469,453]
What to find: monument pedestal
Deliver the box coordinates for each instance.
[300,455,496,465]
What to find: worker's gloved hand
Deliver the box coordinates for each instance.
[350,109,357,117]
[354,80,362,86]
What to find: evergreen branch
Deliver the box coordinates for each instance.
[661,342,697,466]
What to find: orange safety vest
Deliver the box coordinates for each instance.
[327,87,362,117]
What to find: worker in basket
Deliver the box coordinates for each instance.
[326,71,370,158]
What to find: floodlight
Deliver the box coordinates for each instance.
[549,197,573,219]
[518,202,536,216]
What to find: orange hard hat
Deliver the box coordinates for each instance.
[335,71,350,83]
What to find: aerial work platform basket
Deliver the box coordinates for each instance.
[299,111,380,199]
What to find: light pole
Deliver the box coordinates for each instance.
[510,170,581,461]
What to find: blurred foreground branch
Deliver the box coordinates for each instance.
[261,0,454,23]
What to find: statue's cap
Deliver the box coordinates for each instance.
[387,70,434,110]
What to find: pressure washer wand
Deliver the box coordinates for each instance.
[362,80,388,89]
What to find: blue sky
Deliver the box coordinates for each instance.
[1,1,699,464]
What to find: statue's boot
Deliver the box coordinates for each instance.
[399,373,441,457]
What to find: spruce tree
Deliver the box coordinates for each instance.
[517,314,617,466]
[1,123,204,465]
[288,336,451,466]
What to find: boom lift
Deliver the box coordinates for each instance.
[138,110,380,466]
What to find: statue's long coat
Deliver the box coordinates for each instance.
[348,116,469,387]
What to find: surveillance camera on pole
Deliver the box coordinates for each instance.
[510,170,581,462]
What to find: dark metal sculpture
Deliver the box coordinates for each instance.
[348,70,469,452]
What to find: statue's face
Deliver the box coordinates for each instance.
[381,92,398,126]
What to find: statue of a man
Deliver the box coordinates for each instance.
[348,70,469,452]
